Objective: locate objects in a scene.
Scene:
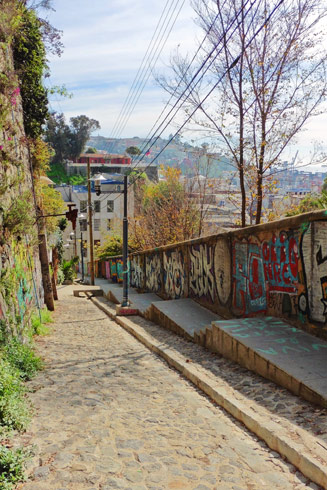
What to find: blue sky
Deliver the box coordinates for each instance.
[46,0,198,139]
[45,0,327,170]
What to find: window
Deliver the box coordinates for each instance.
[80,219,87,232]
[80,200,87,213]
[107,200,114,213]
[107,219,111,231]
[94,219,101,231]
[94,200,100,213]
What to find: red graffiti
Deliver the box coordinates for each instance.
[262,233,299,293]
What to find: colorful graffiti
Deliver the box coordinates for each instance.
[106,212,327,334]
[233,239,267,315]
[300,222,327,324]
[109,260,118,282]
[146,254,161,292]
[116,259,123,283]
[163,250,185,299]
[262,232,299,293]
[190,244,215,301]
[130,255,144,289]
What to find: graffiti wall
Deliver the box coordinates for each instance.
[102,212,327,338]
[0,240,42,335]
[163,249,186,299]
[145,253,162,292]
[130,255,144,289]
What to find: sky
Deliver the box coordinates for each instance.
[45,0,327,172]
[46,0,198,138]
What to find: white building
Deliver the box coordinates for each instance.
[57,177,134,265]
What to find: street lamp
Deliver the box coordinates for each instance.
[78,213,85,282]
[94,174,129,306]
[89,173,107,196]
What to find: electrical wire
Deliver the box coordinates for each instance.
[107,0,185,151]
[130,0,258,174]
[128,0,285,190]
[107,0,172,147]
[130,0,231,165]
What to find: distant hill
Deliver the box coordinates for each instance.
[87,135,232,176]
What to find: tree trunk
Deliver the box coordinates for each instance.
[37,215,55,311]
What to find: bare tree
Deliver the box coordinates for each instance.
[157,0,327,226]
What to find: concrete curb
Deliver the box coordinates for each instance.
[88,294,327,489]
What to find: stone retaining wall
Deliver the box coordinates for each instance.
[97,211,327,339]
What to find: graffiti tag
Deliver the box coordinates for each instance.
[190,244,215,301]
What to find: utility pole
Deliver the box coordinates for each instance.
[87,157,95,285]
[37,210,55,311]
[80,231,85,283]
[122,175,129,307]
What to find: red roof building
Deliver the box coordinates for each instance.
[77,153,131,165]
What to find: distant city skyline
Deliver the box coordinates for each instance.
[47,0,327,172]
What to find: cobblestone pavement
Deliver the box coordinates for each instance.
[126,316,327,449]
[18,286,322,490]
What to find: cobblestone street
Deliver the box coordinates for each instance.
[18,286,321,490]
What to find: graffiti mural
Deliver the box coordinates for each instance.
[214,237,231,305]
[130,255,144,289]
[145,254,162,292]
[302,222,327,323]
[109,260,118,282]
[261,232,299,293]
[116,259,123,283]
[190,244,215,301]
[163,250,185,299]
[233,238,267,315]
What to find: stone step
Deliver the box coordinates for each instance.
[149,298,222,340]
[96,280,163,315]
[208,317,327,408]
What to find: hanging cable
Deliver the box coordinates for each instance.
[107,0,185,152]
[130,0,258,173]
[129,0,285,189]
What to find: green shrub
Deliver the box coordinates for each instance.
[62,256,79,282]
[0,359,29,431]
[56,267,65,285]
[31,308,53,335]
[3,338,43,381]
[0,446,27,489]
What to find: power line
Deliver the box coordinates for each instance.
[107,0,172,147]
[131,1,228,164]
[129,0,285,190]
[107,0,185,151]
[131,0,257,173]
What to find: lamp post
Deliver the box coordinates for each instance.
[87,158,95,285]
[122,175,129,307]
[69,231,77,257]
[92,173,129,306]
[78,213,86,282]
[87,173,106,284]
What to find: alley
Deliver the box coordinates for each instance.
[18,286,317,490]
